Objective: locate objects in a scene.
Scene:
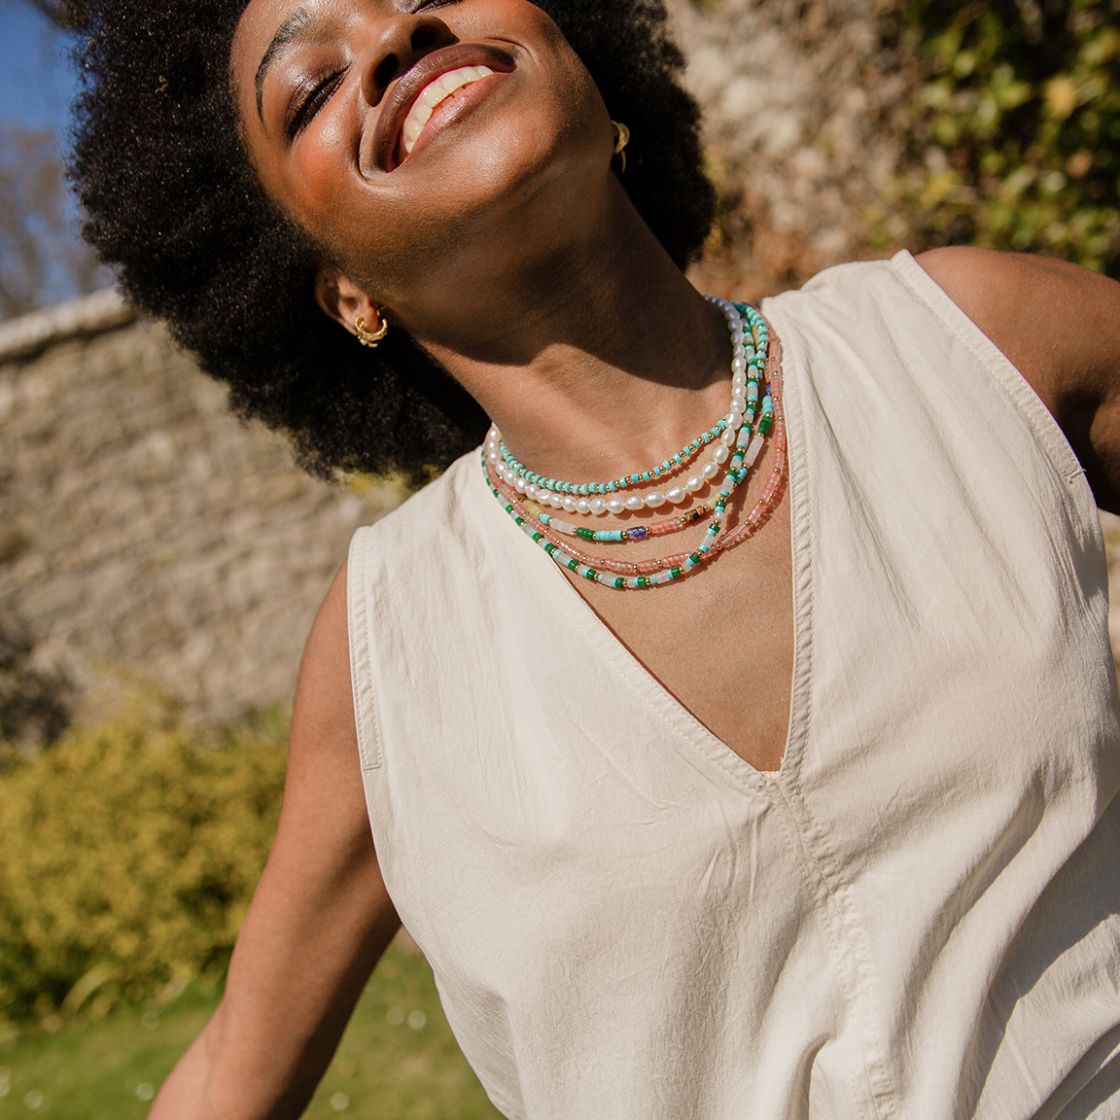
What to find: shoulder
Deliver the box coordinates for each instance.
[360,447,481,550]
[912,246,1120,512]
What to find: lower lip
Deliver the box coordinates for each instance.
[397,72,510,168]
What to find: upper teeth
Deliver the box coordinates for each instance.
[400,65,495,157]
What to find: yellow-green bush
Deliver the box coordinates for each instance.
[0,698,287,1023]
[882,0,1120,275]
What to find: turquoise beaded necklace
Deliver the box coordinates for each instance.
[481,300,777,591]
[495,418,729,498]
[489,299,770,516]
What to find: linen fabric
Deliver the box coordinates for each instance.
[345,250,1120,1119]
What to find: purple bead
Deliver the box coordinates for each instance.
[627,527,649,540]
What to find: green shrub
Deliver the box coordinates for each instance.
[882,0,1120,274]
[0,697,287,1024]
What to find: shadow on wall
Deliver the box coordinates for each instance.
[0,615,72,757]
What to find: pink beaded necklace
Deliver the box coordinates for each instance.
[480,306,787,591]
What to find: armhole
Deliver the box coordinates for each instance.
[890,249,1093,498]
[346,526,383,772]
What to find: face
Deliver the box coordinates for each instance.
[230,0,614,339]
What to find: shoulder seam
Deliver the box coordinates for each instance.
[346,526,384,772]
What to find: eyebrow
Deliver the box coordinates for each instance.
[255,7,314,123]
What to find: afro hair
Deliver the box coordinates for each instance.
[72,0,717,484]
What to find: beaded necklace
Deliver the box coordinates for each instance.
[535,499,719,543]
[479,301,786,591]
[485,369,785,578]
[489,298,769,517]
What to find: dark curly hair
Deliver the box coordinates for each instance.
[72,1,717,484]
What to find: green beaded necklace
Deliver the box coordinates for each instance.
[481,300,780,591]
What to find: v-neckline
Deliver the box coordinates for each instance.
[467,297,815,793]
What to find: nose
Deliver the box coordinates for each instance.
[361,14,456,105]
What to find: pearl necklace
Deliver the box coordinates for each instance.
[485,364,785,580]
[480,302,785,591]
[488,298,769,516]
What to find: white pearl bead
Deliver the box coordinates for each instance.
[526,484,538,500]
[625,495,645,512]
[645,491,667,509]
[666,486,686,504]
[576,499,591,515]
[590,499,607,515]
[732,356,747,374]
[537,491,552,508]
[732,396,747,413]
[702,461,719,481]
[721,428,738,448]
[686,474,704,493]
[726,411,744,431]
[607,498,625,515]
[713,444,730,465]
[515,476,527,494]
[562,497,577,513]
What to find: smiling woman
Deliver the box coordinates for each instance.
[74,0,714,485]
[69,1,1120,1118]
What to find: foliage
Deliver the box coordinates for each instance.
[0,697,287,1024]
[883,0,1120,275]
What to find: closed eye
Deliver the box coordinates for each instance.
[287,67,349,139]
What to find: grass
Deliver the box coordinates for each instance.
[0,937,504,1119]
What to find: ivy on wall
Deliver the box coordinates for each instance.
[883,0,1120,274]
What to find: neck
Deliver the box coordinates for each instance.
[415,183,736,484]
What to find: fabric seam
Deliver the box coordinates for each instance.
[757,300,816,785]
[762,292,898,1117]
[346,526,384,772]
[776,776,901,1119]
[890,250,1092,494]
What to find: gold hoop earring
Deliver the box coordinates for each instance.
[354,312,389,349]
[610,120,630,175]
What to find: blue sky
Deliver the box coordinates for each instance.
[0,4,92,309]
[0,4,78,140]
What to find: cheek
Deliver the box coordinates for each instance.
[287,121,359,237]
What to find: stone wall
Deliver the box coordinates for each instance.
[668,0,909,297]
[0,296,407,742]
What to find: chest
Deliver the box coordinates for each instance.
[559,491,796,773]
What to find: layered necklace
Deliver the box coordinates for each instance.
[480,298,787,591]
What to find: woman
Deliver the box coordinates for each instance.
[72,0,1120,1116]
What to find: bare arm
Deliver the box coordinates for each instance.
[151,558,402,1119]
[915,246,1120,514]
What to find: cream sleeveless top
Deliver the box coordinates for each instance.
[346,251,1120,1119]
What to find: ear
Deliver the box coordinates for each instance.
[314,268,382,340]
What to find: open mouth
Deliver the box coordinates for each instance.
[396,65,498,164]
[373,44,515,173]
